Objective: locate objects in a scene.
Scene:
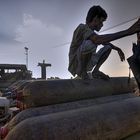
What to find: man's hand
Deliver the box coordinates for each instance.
[137,32,140,44]
[108,43,125,61]
[128,18,140,35]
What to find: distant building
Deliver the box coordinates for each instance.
[0,64,32,90]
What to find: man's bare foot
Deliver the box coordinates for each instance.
[81,72,90,80]
[92,71,110,80]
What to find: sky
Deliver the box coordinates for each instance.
[0,0,140,79]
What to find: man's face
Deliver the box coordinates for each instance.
[90,16,106,31]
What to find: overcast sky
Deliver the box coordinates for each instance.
[0,0,140,79]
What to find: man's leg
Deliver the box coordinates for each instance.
[81,53,92,79]
[92,47,112,80]
[78,40,95,80]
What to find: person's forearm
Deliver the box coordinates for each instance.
[105,43,119,51]
[90,29,132,45]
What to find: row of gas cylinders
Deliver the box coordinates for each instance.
[1,77,140,140]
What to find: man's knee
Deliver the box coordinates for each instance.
[105,45,112,51]
[104,45,112,55]
[98,45,112,55]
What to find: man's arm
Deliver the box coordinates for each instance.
[137,32,140,45]
[90,18,140,45]
[107,43,125,62]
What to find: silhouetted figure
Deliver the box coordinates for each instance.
[127,32,140,89]
[68,5,140,80]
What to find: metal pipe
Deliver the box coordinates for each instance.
[22,77,135,107]
[1,93,135,139]
[5,97,140,140]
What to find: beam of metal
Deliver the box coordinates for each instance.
[21,77,135,107]
[5,97,140,140]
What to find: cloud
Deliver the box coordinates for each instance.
[14,14,71,78]
[0,32,21,45]
[15,14,64,45]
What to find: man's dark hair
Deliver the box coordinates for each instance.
[86,5,107,24]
